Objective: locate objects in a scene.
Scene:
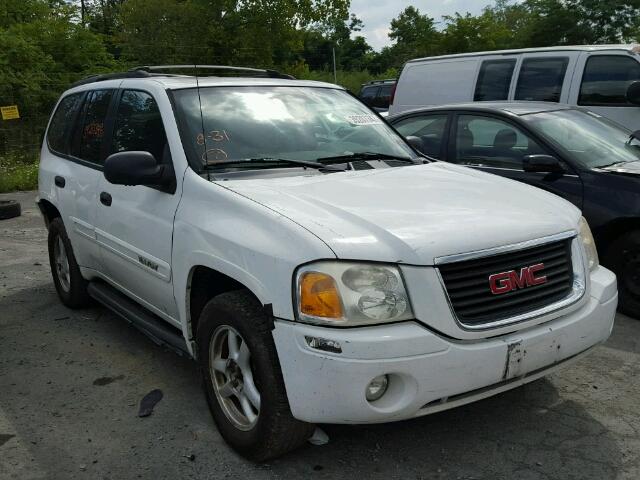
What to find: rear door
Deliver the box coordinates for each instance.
[473,57,518,102]
[512,52,579,103]
[93,85,183,323]
[448,112,584,209]
[570,52,640,131]
[41,87,118,271]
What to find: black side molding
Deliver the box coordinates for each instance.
[87,281,191,357]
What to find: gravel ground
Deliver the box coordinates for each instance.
[1,191,639,480]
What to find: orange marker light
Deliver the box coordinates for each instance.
[299,272,343,319]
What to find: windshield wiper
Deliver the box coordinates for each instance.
[597,160,630,169]
[315,152,417,164]
[202,157,346,172]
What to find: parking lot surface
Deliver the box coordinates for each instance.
[1,191,639,480]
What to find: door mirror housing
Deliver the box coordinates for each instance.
[627,81,640,106]
[405,135,424,152]
[104,151,176,193]
[523,154,565,174]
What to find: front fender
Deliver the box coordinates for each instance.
[172,169,336,341]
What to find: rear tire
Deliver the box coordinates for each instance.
[605,230,640,319]
[196,290,314,461]
[47,217,91,308]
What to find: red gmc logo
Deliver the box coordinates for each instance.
[489,263,547,295]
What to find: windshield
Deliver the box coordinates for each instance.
[523,109,640,168]
[171,86,416,170]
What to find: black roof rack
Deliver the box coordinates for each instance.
[69,65,295,89]
[362,79,396,86]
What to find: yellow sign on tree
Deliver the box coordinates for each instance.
[1,105,20,120]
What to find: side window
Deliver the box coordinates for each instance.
[453,115,545,169]
[112,90,167,161]
[474,59,516,101]
[515,57,569,102]
[71,89,114,164]
[374,84,393,109]
[47,93,84,154]
[579,55,640,106]
[360,87,378,107]
[394,114,448,158]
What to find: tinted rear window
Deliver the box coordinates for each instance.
[515,57,569,102]
[71,90,114,164]
[474,59,516,101]
[47,93,84,154]
[579,55,640,106]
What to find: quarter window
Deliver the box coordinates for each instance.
[579,55,640,106]
[47,93,84,154]
[453,115,545,169]
[394,114,448,158]
[515,57,569,102]
[474,59,516,101]
[71,90,114,164]
[112,90,167,161]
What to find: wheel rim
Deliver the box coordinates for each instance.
[209,326,261,431]
[53,236,71,292]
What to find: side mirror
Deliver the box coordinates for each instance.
[405,135,424,152]
[523,154,565,174]
[104,151,175,193]
[627,81,640,106]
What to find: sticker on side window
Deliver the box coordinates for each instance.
[345,114,383,126]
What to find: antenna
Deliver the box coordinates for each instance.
[193,64,210,181]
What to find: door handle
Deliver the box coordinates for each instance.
[54,176,65,188]
[99,192,112,207]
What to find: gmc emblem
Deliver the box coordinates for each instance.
[489,263,547,295]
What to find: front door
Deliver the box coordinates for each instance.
[94,87,183,323]
[449,113,584,209]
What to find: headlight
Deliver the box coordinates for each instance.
[295,262,413,326]
[578,217,599,271]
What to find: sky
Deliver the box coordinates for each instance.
[349,0,490,51]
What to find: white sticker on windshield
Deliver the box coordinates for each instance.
[345,114,383,126]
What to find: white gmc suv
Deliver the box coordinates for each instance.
[37,66,618,461]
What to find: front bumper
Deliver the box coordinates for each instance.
[272,266,617,424]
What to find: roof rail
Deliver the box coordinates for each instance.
[132,65,295,79]
[68,70,154,89]
[68,65,295,89]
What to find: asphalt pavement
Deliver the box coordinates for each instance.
[1,191,639,480]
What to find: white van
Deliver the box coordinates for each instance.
[389,45,640,131]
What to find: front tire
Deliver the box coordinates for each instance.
[47,217,91,308]
[605,230,640,319]
[196,290,314,461]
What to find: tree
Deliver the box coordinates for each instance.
[388,6,441,59]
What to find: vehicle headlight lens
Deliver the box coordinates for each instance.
[296,262,413,326]
[578,217,599,271]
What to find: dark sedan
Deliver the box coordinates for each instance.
[389,102,640,318]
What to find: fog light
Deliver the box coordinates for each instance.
[365,375,389,402]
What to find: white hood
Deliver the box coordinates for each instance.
[219,162,581,265]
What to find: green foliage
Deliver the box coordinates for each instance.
[2,0,640,192]
[299,68,398,94]
[0,153,39,193]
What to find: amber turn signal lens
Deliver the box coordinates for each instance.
[299,272,343,319]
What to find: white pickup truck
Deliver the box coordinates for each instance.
[37,66,617,461]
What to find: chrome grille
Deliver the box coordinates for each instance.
[438,239,574,326]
